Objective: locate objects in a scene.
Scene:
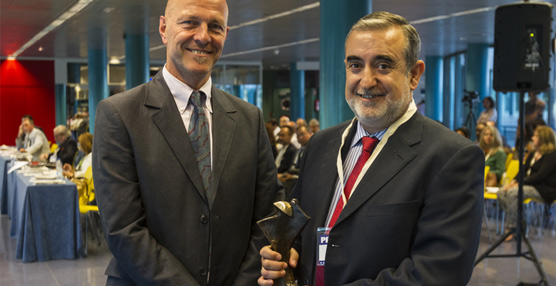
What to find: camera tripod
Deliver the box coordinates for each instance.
[473,91,550,286]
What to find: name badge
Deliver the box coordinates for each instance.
[316,227,331,266]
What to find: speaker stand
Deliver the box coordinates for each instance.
[473,91,550,286]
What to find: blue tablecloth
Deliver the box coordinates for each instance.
[6,164,83,262]
[0,155,10,215]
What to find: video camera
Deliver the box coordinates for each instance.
[461,90,480,104]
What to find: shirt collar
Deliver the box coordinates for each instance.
[162,65,213,114]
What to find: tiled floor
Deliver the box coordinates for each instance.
[1,213,555,285]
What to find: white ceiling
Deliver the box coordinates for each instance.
[1,0,555,69]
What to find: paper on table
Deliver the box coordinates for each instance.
[8,161,28,174]
[30,178,66,185]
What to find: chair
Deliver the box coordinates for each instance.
[74,167,101,254]
[50,143,58,154]
[483,166,494,242]
[505,153,514,171]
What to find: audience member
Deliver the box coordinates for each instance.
[286,121,302,149]
[259,11,484,285]
[41,125,77,165]
[276,125,298,175]
[525,91,546,125]
[63,132,93,178]
[265,122,278,158]
[479,125,507,186]
[498,125,556,240]
[15,115,50,160]
[92,0,283,284]
[478,96,497,124]
[280,125,313,196]
[296,118,307,128]
[475,122,486,143]
[309,118,320,133]
[456,126,470,139]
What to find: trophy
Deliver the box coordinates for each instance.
[257,199,310,286]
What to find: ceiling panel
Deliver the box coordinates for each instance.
[1,0,555,68]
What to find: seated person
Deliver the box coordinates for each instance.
[498,126,556,239]
[63,133,93,178]
[479,125,506,186]
[41,125,77,165]
[15,115,50,161]
[276,126,298,176]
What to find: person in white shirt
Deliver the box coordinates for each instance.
[15,115,49,160]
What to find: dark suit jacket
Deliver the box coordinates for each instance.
[92,72,283,285]
[277,144,298,174]
[56,136,77,166]
[291,112,484,285]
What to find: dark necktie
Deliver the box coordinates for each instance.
[188,91,213,205]
[316,136,379,286]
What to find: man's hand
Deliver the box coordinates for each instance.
[258,246,299,286]
[17,124,24,139]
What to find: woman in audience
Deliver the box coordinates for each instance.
[478,96,497,124]
[480,125,506,186]
[63,132,93,178]
[498,126,556,239]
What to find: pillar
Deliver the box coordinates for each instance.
[465,43,489,138]
[290,63,305,121]
[425,56,443,122]
[319,0,372,129]
[87,27,109,134]
[125,33,150,90]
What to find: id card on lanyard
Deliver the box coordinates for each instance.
[316,227,331,267]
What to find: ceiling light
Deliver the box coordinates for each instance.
[8,0,95,59]
[38,46,44,52]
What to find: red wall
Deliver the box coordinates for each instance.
[0,60,56,146]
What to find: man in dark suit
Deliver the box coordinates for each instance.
[92,0,283,285]
[41,125,77,165]
[259,11,484,285]
[276,126,298,174]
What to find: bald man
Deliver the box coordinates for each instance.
[92,0,283,284]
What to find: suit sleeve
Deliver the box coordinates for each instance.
[92,100,200,285]
[343,144,485,286]
[233,108,286,285]
[26,131,48,156]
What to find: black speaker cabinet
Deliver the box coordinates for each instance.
[493,3,553,92]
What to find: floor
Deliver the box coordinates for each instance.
[1,212,555,286]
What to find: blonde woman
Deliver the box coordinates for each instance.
[498,126,556,238]
[63,132,93,178]
[479,125,507,186]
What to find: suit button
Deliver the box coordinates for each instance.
[200,215,208,224]
[199,267,208,276]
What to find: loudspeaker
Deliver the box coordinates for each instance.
[493,3,553,92]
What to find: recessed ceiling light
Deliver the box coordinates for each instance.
[38,46,44,52]
[103,7,115,13]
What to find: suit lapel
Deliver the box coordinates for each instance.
[336,114,422,225]
[210,87,236,200]
[145,73,207,201]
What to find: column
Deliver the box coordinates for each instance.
[465,43,489,138]
[290,62,305,121]
[425,56,443,122]
[125,33,150,90]
[319,0,372,129]
[54,59,68,125]
[87,27,109,134]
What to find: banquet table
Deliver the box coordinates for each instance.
[4,162,83,262]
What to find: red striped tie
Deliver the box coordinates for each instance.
[316,136,379,286]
